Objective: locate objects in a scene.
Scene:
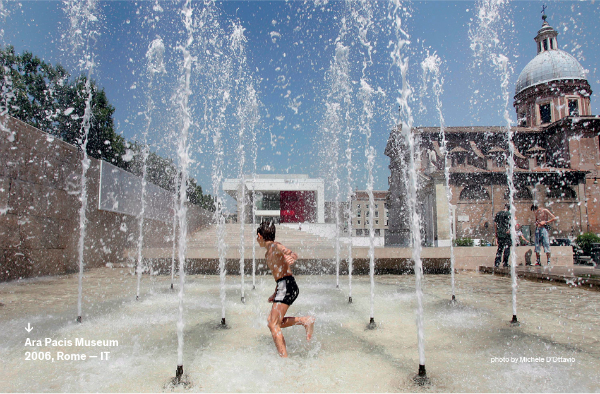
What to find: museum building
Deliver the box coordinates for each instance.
[223,174,325,224]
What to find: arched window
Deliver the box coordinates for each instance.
[539,103,551,123]
[503,187,533,200]
[546,186,576,199]
[459,185,490,201]
[516,187,533,200]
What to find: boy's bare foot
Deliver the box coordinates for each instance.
[305,317,315,341]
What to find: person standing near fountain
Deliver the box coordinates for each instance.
[515,224,530,246]
[531,204,557,266]
[494,204,512,268]
[256,221,315,357]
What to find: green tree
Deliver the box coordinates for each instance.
[128,143,215,211]
[0,45,126,166]
[575,233,600,256]
[56,75,128,167]
[1,45,214,210]
[186,177,216,211]
[128,144,178,192]
[454,238,475,247]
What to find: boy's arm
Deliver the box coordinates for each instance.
[538,209,557,226]
[276,243,298,265]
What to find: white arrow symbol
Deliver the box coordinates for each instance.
[25,323,33,333]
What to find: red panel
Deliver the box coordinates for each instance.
[280,191,316,223]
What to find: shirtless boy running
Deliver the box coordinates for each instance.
[256,221,315,357]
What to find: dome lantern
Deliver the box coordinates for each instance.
[534,13,558,54]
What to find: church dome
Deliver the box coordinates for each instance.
[516,50,587,94]
[513,13,593,127]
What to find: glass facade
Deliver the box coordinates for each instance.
[255,192,280,211]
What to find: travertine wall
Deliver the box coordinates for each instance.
[451,184,585,243]
[0,115,210,282]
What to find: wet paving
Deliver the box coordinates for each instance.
[0,268,599,392]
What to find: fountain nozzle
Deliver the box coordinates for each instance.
[348,296,352,304]
[77,316,82,323]
[171,283,174,290]
[367,317,376,330]
[413,364,430,385]
[511,315,520,326]
[241,296,245,303]
[166,364,191,388]
[450,294,457,305]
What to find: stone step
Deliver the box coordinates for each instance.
[187,224,336,248]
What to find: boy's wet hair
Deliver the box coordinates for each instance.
[257,221,276,241]
[530,204,539,211]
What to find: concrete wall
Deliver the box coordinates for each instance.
[0,115,211,281]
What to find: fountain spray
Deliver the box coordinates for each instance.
[232,22,247,304]
[215,35,233,330]
[334,15,353,297]
[0,0,12,138]
[135,37,165,301]
[321,21,349,290]
[251,154,257,290]
[390,0,428,383]
[231,25,259,303]
[213,75,233,327]
[213,141,227,324]
[469,0,518,325]
[338,17,355,305]
[195,1,234,329]
[346,130,354,304]
[75,80,92,325]
[0,1,7,44]
[351,0,377,329]
[0,2,14,165]
[494,53,519,325]
[247,84,260,293]
[239,83,259,293]
[421,53,456,302]
[63,0,100,324]
[170,176,178,291]
[172,0,194,383]
[134,138,150,301]
[238,176,246,304]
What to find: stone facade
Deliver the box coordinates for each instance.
[386,121,600,245]
[0,115,210,282]
[384,129,436,247]
[351,191,389,238]
[385,16,600,246]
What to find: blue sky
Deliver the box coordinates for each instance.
[3,1,600,208]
